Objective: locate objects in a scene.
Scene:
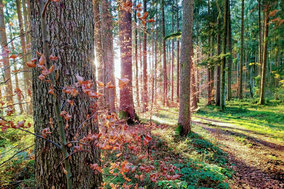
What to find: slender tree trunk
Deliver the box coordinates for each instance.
[178,0,194,136]
[101,0,116,112]
[30,0,101,188]
[259,4,270,105]
[238,0,244,99]
[142,0,148,112]
[162,0,168,106]
[227,0,232,100]
[0,0,14,107]
[220,0,228,110]
[216,10,221,106]
[16,0,29,93]
[134,0,140,109]
[171,4,174,102]
[176,0,180,102]
[258,0,262,77]
[119,0,137,122]
[191,59,197,109]
[93,0,105,107]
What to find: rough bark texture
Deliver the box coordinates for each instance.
[161,0,168,106]
[119,0,136,122]
[101,0,116,112]
[171,4,174,102]
[238,0,244,99]
[220,0,228,110]
[0,0,14,107]
[259,3,270,105]
[142,0,148,112]
[216,11,221,106]
[30,0,101,188]
[178,0,193,136]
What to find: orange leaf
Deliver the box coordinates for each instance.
[9,54,18,59]
[26,62,36,68]
[49,55,58,61]
[76,74,84,84]
[39,55,46,65]
[49,65,55,73]
[96,81,104,87]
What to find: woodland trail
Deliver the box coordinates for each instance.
[193,117,284,189]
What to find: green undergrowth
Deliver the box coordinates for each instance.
[0,115,35,188]
[196,98,284,142]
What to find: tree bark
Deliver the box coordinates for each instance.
[134,0,140,109]
[101,0,116,112]
[227,0,232,101]
[176,0,180,102]
[171,4,174,102]
[30,0,101,188]
[0,0,14,107]
[119,0,137,123]
[178,0,194,136]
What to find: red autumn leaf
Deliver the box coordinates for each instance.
[38,74,46,80]
[26,61,37,68]
[148,19,155,23]
[96,81,104,87]
[32,58,37,63]
[106,81,115,89]
[36,51,42,56]
[49,65,55,73]
[60,111,67,117]
[1,126,8,133]
[90,163,102,173]
[76,74,84,84]
[49,55,58,61]
[9,54,18,59]
[17,121,25,128]
[142,12,149,19]
[48,88,55,96]
[118,78,130,89]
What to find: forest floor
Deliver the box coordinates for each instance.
[141,99,284,188]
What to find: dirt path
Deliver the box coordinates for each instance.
[193,118,284,189]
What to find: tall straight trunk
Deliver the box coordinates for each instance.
[101,0,116,112]
[16,0,29,93]
[196,22,200,103]
[258,0,262,76]
[139,29,143,109]
[161,0,168,106]
[238,0,244,99]
[176,0,180,102]
[142,0,148,112]
[0,0,14,107]
[227,0,232,100]
[134,0,140,109]
[171,5,174,102]
[154,19,158,105]
[207,0,213,105]
[30,0,101,187]
[259,4,269,105]
[220,0,228,110]
[178,0,194,136]
[216,9,221,106]
[119,0,137,122]
[191,59,197,109]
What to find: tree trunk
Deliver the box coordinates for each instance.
[216,8,221,106]
[134,0,140,109]
[0,0,14,107]
[178,0,194,136]
[238,0,244,99]
[171,4,174,102]
[101,0,116,112]
[93,0,105,108]
[30,0,101,188]
[161,0,168,106]
[227,0,232,100]
[259,3,270,105]
[258,0,262,78]
[142,0,148,112]
[119,0,137,123]
[176,0,180,102]
[16,0,29,94]
[220,0,228,110]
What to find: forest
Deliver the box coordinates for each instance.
[0,0,283,188]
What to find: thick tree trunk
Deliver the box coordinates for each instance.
[259,4,270,105]
[101,0,116,112]
[238,0,244,99]
[142,0,148,112]
[30,0,101,188]
[220,0,228,110]
[161,0,168,106]
[178,0,194,136]
[0,0,14,107]
[119,0,137,123]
